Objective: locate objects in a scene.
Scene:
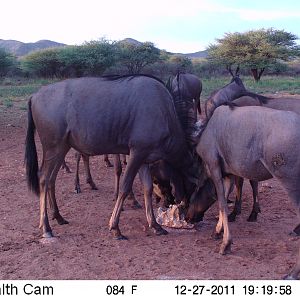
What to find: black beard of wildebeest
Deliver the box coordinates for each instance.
[186,78,300,279]
[25,74,199,240]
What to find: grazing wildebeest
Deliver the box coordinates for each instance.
[184,76,268,223]
[187,105,300,279]
[167,72,202,121]
[25,75,198,240]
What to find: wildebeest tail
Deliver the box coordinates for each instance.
[25,97,40,196]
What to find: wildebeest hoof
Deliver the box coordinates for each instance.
[114,234,128,241]
[212,231,223,240]
[282,274,297,280]
[75,187,81,194]
[56,216,69,225]
[91,185,98,190]
[42,231,54,239]
[153,226,168,236]
[247,212,258,222]
[219,242,232,255]
[40,236,59,244]
[291,224,300,236]
[288,230,300,237]
[228,213,237,222]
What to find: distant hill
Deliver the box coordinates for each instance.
[0,37,207,59]
[0,39,66,57]
[181,50,208,59]
[120,38,208,59]
[119,38,143,46]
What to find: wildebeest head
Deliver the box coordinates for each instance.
[204,77,246,119]
[184,159,216,223]
[230,76,245,89]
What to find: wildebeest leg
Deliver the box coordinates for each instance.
[82,154,97,190]
[128,190,142,209]
[277,179,300,278]
[157,180,175,208]
[74,152,81,193]
[121,154,127,166]
[277,178,300,236]
[109,152,145,240]
[215,176,232,238]
[171,172,188,206]
[48,160,69,225]
[284,247,300,280]
[61,160,71,173]
[247,180,260,222]
[39,146,69,237]
[113,154,141,209]
[104,154,113,167]
[228,176,244,222]
[39,176,52,238]
[138,164,168,236]
[210,170,232,255]
[113,154,122,202]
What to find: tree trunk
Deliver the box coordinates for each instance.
[251,69,259,82]
[258,68,265,81]
[251,68,265,82]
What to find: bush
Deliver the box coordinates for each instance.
[21,39,118,78]
[0,48,17,77]
[21,48,63,77]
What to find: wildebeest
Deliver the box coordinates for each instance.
[187,104,300,279]
[72,73,202,206]
[167,72,202,122]
[184,76,268,224]
[227,95,300,234]
[25,75,198,240]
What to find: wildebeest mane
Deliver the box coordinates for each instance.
[244,91,270,105]
[166,71,196,146]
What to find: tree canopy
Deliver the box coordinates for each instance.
[208,28,300,81]
[116,41,161,74]
[0,48,16,77]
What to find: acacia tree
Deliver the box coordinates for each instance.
[117,41,161,74]
[208,28,300,81]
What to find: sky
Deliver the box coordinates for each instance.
[1,0,300,53]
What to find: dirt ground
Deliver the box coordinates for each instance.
[0,99,299,280]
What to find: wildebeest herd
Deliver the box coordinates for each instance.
[24,72,300,279]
